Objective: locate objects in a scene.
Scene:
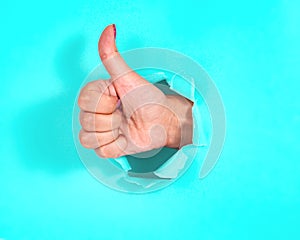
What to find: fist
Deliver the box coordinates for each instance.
[78,24,193,159]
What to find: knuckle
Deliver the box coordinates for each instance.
[101,144,121,159]
[78,89,91,111]
[78,82,99,109]
[85,81,96,89]
[77,96,86,110]
[95,143,123,159]
[80,112,93,131]
[99,146,111,158]
[85,80,106,92]
[103,146,121,158]
[95,147,109,158]
[79,131,89,148]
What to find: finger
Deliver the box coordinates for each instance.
[108,81,117,96]
[78,80,118,114]
[95,135,127,158]
[79,129,119,149]
[80,110,122,132]
[98,24,149,98]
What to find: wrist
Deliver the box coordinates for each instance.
[165,95,193,148]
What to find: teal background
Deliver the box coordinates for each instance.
[1,0,299,239]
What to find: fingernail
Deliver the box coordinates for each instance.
[112,24,116,39]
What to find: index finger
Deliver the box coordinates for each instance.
[78,80,118,114]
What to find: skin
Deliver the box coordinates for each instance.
[78,24,193,159]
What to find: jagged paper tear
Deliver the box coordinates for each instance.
[110,71,212,187]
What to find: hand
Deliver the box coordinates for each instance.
[78,24,193,158]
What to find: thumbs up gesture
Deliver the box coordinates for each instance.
[78,24,193,158]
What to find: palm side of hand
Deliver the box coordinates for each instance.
[118,84,173,156]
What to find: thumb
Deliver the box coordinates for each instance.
[98,24,148,98]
